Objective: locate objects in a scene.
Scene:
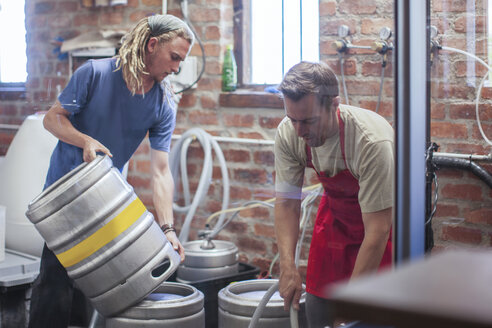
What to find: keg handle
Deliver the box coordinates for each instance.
[200,238,216,250]
[151,242,182,279]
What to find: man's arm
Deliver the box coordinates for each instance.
[43,100,112,162]
[350,207,392,280]
[150,148,185,261]
[275,196,303,311]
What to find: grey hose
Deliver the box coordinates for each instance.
[247,281,280,328]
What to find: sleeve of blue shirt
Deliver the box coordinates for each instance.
[58,60,94,114]
[148,90,177,153]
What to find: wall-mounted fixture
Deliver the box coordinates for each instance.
[372,27,394,113]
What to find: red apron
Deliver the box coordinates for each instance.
[305,109,392,298]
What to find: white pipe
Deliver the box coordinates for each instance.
[162,0,167,14]
[172,134,274,146]
[0,124,21,130]
[346,44,372,50]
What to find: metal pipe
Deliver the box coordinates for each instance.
[394,0,428,264]
[434,152,492,162]
[432,156,492,189]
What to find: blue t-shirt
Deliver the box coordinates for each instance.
[44,58,176,187]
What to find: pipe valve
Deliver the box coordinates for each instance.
[332,39,348,53]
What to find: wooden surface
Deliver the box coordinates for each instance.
[330,249,492,328]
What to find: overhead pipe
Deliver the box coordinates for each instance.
[432,155,492,189]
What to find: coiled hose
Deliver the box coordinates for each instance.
[169,128,230,243]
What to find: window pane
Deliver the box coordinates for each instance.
[0,0,27,83]
[250,0,319,85]
[301,0,319,63]
[251,0,283,84]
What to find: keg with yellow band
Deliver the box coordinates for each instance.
[56,197,147,268]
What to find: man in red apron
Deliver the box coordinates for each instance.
[274,61,393,327]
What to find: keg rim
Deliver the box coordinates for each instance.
[26,155,108,213]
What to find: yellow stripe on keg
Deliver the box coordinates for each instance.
[56,198,146,268]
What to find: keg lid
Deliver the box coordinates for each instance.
[184,240,237,254]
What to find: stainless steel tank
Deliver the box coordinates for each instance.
[177,239,239,282]
[25,155,180,316]
[218,279,307,328]
[106,282,205,328]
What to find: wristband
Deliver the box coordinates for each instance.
[160,223,175,234]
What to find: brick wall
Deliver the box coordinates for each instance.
[0,0,490,278]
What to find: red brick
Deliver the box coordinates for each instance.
[196,77,222,91]
[74,14,99,26]
[361,61,393,77]
[136,159,151,174]
[454,60,489,78]
[178,94,197,108]
[441,225,482,244]
[237,132,266,140]
[237,236,267,254]
[204,59,221,75]
[471,123,492,141]
[253,151,274,166]
[254,223,276,239]
[200,95,218,109]
[319,1,336,16]
[465,207,492,225]
[57,1,79,12]
[230,186,253,200]
[360,18,394,35]
[339,0,377,14]
[224,114,254,127]
[240,206,271,220]
[189,110,219,125]
[320,19,357,37]
[327,58,357,76]
[35,2,55,14]
[100,12,124,25]
[205,26,221,40]
[223,149,250,163]
[142,0,161,6]
[431,122,468,139]
[430,103,446,120]
[434,203,460,218]
[127,175,151,189]
[135,141,150,155]
[233,168,268,184]
[189,8,220,22]
[346,81,381,96]
[259,116,282,129]
[222,220,248,234]
[445,143,489,155]
[432,0,467,12]
[441,183,483,201]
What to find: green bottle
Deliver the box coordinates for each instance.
[222,44,237,92]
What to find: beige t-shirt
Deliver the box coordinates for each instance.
[274,104,394,213]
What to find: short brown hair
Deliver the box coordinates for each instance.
[278,61,339,104]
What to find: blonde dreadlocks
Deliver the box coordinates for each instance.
[115,15,194,96]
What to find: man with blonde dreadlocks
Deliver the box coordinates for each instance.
[28,15,194,328]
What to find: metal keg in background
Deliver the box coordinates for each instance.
[106,282,205,328]
[177,239,238,282]
[25,155,180,316]
[218,279,307,328]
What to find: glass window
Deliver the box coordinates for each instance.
[0,0,27,84]
[238,0,319,86]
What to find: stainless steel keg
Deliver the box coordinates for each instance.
[218,279,307,328]
[106,282,205,328]
[177,239,239,282]
[25,155,180,316]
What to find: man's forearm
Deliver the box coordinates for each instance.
[274,197,302,268]
[351,208,392,280]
